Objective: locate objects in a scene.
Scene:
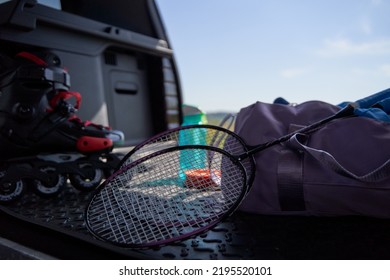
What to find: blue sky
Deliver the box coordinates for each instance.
[156,0,390,113]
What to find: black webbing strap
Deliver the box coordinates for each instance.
[277,148,305,211]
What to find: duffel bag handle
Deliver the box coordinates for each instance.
[288,133,390,183]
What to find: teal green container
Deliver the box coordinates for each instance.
[181,104,208,125]
[179,105,207,182]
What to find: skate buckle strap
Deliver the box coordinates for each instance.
[50,91,81,110]
[15,65,70,89]
[16,52,71,89]
[49,91,112,131]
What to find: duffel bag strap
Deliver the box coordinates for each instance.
[288,133,390,183]
[277,148,306,211]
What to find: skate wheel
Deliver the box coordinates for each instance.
[0,170,25,203]
[33,166,66,197]
[69,163,104,191]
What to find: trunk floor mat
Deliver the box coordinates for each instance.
[1,184,390,259]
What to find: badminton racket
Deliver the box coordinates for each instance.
[85,104,352,248]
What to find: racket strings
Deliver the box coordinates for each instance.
[86,147,246,246]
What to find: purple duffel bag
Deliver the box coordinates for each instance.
[234,100,390,218]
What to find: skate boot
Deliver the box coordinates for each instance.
[0,51,123,203]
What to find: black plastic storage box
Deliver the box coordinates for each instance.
[0,0,183,146]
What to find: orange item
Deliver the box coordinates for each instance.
[184,169,221,189]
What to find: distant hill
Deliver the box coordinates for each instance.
[205,111,236,128]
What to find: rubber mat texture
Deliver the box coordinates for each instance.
[1,184,390,259]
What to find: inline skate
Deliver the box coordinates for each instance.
[0,50,123,203]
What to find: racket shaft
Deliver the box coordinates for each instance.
[238,104,356,160]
